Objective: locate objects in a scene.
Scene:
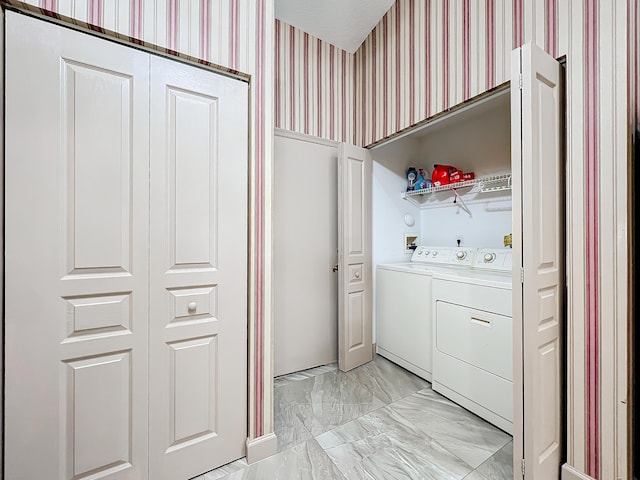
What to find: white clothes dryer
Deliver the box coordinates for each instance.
[431,248,514,433]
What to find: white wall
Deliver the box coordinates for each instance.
[371,138,421,340]
[419,193,512,248]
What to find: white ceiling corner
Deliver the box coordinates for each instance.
[275,0,395,53]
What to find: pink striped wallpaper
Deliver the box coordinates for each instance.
[355,0,566,147]
[275,0,565,148]
[10,0,273,443]
[274,20,356,143]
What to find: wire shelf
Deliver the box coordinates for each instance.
[403,173,512,197]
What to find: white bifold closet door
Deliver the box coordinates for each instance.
[148,55,248,480]
[4,11,247,480]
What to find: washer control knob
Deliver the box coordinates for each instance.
[432,251,438,257]
[456,251,466,260]
[417,249,423,255]
[424,250,429,256]
[483,253,496,263]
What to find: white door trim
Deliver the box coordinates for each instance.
[275,127,340,147]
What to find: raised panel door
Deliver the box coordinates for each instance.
[4,12,149,480]
[511,43,564,479]
[338,144,373,372]
[148,55,248,479]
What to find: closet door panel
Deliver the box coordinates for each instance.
[149,55,248,480]
[4,12,150,480]
[63,61,134,272]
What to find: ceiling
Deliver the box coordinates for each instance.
[274,0,395,53]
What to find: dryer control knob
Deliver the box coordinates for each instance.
[432,251,438,257]
[484,253,496,263]
[417,250,423,255]
[424,250,429,256]
[456,251,466,260]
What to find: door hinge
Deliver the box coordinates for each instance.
[521,458,525,476]
[520,268,524,284]
[519,74,523,90]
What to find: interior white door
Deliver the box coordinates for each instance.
[148,56,248,479]
[273,133,338,376]
[511,43,564,479]
[4,12,150,479]
[337,143,373,372]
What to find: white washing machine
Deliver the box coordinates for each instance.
[376,246,477,381]
[431,248,513,433]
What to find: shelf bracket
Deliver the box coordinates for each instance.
[453,189,472,217]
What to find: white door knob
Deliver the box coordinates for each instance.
[188,302,197,312]
[355,271,360,278]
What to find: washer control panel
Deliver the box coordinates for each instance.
[411,246,477,267]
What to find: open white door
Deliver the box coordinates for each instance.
[511,44,564,479]
[337,143,373,372]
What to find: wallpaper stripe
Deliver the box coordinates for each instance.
[303,32,309,134]
[329,44,335,139]
[395,2,401,132]
[442,0,449,109]
[408,1,414,125]
[353,37,358,146]
[545,0,557,57]
[289,25,295,130]
[88,0,101,28]
[462,0,469,100]
[317,38,322,138]
[168,0,177,51]
[229,0,238,69]
[486,0,495,89]
[343,50,349,142]
[131,0,142,43]
[274,19,281,128]
[584,0,600,474]
[514,0,523,47]
[424,1,431,119]
[371,28,377,143]
[200,0,210,62]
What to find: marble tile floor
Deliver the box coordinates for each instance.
[193,355,513,480]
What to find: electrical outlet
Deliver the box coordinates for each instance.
[456,234,464,246]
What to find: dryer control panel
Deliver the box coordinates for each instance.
[473,248,512,272]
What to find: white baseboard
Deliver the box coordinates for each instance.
[561,464,596,480]
[245,433,278,464]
